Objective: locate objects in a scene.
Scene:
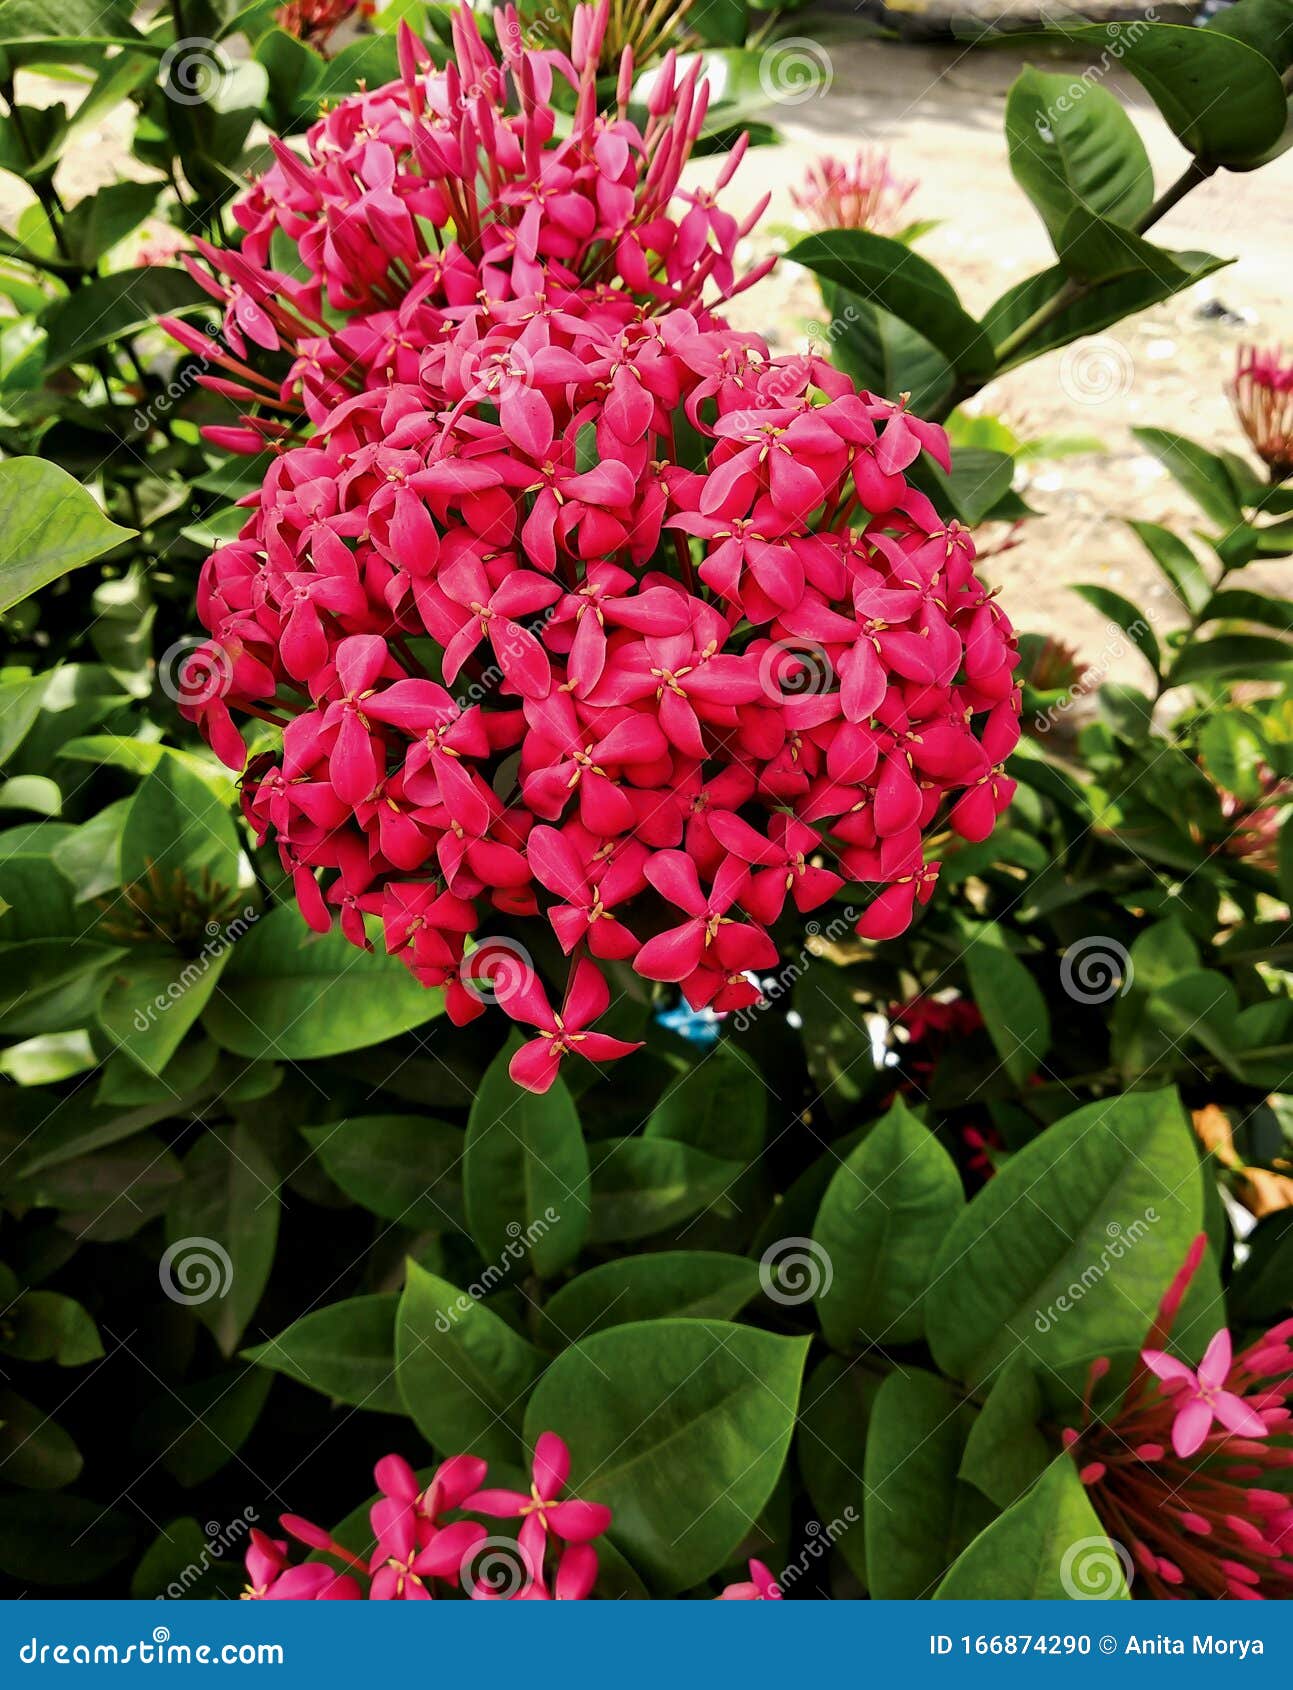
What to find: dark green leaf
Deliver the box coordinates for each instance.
[244,1295,403,1414]
[302,1115,467,1232]
[524,1319,809,1593]
[539,1252,761,1347]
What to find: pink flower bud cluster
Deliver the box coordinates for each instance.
[187,282,1018,1091]
[165,0,772,450]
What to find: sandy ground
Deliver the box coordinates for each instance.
[9,34,1292,675]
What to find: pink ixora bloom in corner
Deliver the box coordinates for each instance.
[1064,1233,1293,1600]
[464,1431,613,1572]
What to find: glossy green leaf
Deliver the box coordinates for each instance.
[0,460,132,613]
[538,1252,761,1347]
[203,905,444,1059]
[786,230,995,380]
[813,1098,964,1349]
[524,1319,809,1593]
[936,1456,1129,1598]
[1006,68,1153,248]
[395,1261,543,1465]
[863,1367,996,1598]
[302,1115,467,1233]
[244,1295,403,1414]
[927,1090,1210,1388]
[587,1137,741,1242]
[464,1038,589,1278]
[963,924,1051,1086]
[40,268,209,369]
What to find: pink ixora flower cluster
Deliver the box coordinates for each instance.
[243,1434,612,1601]
[188,286,1019,1092]
[791,149,918,238]
[1229,344,1293,482]
[1066,1235,1293,1600]
[162,0,771,448]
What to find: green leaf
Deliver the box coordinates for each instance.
[40,267,209,369]
[395,1260,543,1465]
[1006,68,1153,250]
[524,1319,809,1593]
[796,1355,876,1586]
[644,1041,766,1163]
[165,1123,279,1356]
[98,943,232,1077]
[244,1295,403,1414]
[983,250,1229,373]
[815,282,954,416]
[958,1352,1052,1510]
[464,1038,589,1278]
[996,23,1288,166]
[936,1456,1129,1598]
[1203,586,1293,634]
[0,1389,82,1488]
[302,1115,467,1233]
[586,1137,741,1242]
[1072,584,1161,677]
[61,180,161,266]
[812,1097,963,1349]
[963,924,1051,1086]
[0,460,132,612]
[1129,520,1212,615]
[538,1252,761,1347]
[863,1367,996,1598]
[58,737,236,804]
[0,1493,135,1585]
[119,752,242,894]
[140,1368,272,1489]
[0,1290,101,1365]
[203,904,443,1059]
[786,230,995,381]
[1168,634,1293,686]
[926,1089,1210,1389]
[1132,426,1245,526]
[914,446,1016,527]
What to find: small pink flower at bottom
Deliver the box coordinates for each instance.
[464,1431,613,1573]
[717,1559,782,1600]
